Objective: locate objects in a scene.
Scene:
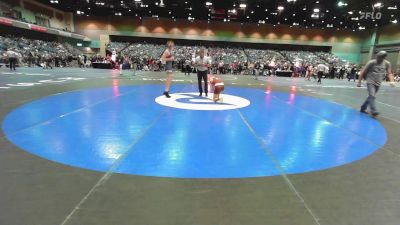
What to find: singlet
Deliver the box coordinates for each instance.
[164,49,173,71]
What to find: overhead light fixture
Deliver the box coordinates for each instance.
[277,6,284,11]
[392,19,398,24]
[313,8,320,13]
[287,0,296,2]
[239,3,246,8]
[50,0,59,3]
[311,13,319,18]
[338,1,348,7]
[373,2,382,8]
[348,11,353,14]
[388,6,397,10]
[76,10,84,15]
[205,2,212,6]
[358,26,365,30]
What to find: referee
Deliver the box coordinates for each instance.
[194,48,211,97]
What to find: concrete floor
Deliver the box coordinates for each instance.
[0,67,399,225]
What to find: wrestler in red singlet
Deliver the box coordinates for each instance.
[209,76,225,102]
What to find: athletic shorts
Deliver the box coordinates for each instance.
[214,85,224,94]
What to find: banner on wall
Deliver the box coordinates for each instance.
[0,17,12,26]
[30,25,48,32]
[59,30,72,37]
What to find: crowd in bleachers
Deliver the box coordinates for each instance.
[105,41,363,78]
[0,35,86,68]
[3,36,398,82]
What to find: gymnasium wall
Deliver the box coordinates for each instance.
[377,24,400,45]
[374,24,400,68]
[0,0,74,31]
[74,16,365,63]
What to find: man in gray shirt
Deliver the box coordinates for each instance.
[358,51,395,116]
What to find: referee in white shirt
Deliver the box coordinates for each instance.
[194,48,211,96]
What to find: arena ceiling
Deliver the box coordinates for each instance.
[40,0,399,30]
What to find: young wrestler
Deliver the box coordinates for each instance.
[161,40,175,98]
[209,75,225,102]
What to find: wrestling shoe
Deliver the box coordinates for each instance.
[163,91,171,98]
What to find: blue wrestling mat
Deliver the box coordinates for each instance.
[2,84,387,178]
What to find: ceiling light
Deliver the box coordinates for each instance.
[311,13,319,18]
[205,2,212,6]
[313,8,320,13]
[337,1,348,7]
[348,11,353,14]
[388,6,397,10]
[239,3,246,8]
[373,2,382,8]
[287,0,296,2]
[392,19,398,24]
[277,6,284,11]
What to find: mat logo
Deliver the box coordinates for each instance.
[155,92,250,110]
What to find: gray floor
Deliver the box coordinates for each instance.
[0,67,399,225]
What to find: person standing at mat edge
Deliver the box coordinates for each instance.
[6,48,18,71]
[358,51,396,117]
[194,48,211,96]
[161,40,175,98]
